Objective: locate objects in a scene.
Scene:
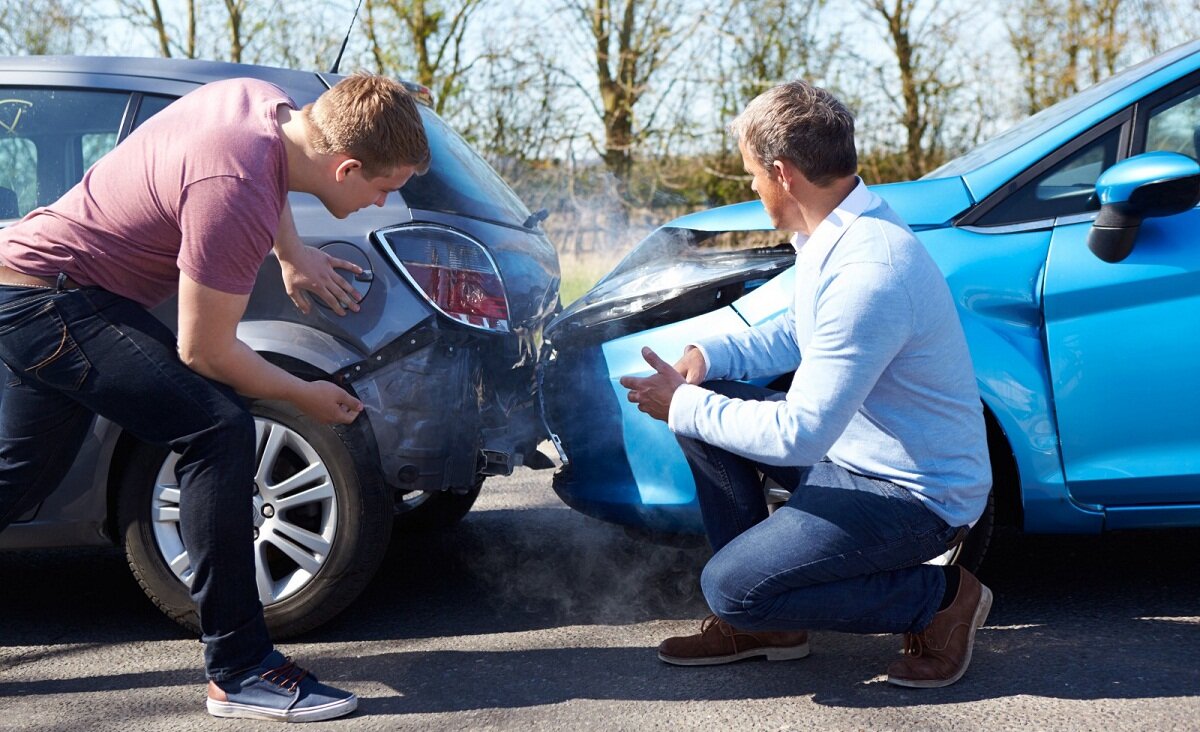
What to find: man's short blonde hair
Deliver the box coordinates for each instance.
[305,72,431,178]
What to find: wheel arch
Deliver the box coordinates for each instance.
[103,345,375,545]
[982,402,1022,529]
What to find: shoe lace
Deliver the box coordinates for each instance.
[700,614,722,634]
[699,613,743,652]
[260,657,309,693]
[902,631,927,658]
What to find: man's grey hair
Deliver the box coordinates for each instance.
[729,80,857,187]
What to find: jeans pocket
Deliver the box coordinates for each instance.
[4,300,92,392]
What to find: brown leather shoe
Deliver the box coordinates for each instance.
[887,567,992,688]
[658,614,810,666]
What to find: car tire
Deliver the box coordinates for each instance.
[393,478,482,533]
[117,399,392,639]
[925,490,994,573]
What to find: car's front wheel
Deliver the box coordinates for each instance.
[924,490,994,573]
[117,400,392,639]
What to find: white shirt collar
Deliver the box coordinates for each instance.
[790,178,878,265]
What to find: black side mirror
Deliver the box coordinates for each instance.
[1088,151,1200,263]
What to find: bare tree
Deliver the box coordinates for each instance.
[110,0,284,63]
[263,5,344,70]
[362,0,485,115]
[1127,0,1196,54]
[222,0,248,62]
[1007,0,1166,114]
[559,0,701,202]
[113,0,199,58]
[699,0,837,202]
[713,0,835,120]
[0,0,94,55]
[858,0,969,180]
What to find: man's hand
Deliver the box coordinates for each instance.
[273,199,362,316]
[619,347,687,422]
[177,272,363,424]
[278,245,363,316]
[675,345,708,384]
[293,380,364,424]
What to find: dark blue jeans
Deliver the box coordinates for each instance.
[677,381,962,635]
[0,282,271,680]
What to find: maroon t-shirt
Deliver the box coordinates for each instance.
[0,78,292,308]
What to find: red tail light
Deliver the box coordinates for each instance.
[376,225,511,332]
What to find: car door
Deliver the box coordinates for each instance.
[1041,74,1200,513]
[0,71,194,537]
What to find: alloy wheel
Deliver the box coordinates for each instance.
[148,418,339,606]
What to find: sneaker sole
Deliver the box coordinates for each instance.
[206,694,358,722]
[658,641,810,667]
[887,583,993,689]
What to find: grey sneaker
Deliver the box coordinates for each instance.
[206,650,358,722]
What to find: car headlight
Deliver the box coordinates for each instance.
[375,224,510,333]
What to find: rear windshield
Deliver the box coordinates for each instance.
[401,108,531,228]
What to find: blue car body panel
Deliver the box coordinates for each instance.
[668,201,773,232]
[869,178,976,225]
[1043,212,1200,508]
[604,308,747,514]
[1095,151,1200,204]
[668,176,975,234]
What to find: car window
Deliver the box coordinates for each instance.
[0,88,129,219]
[1146,86,1199,159]
[132,94,176,130]
[83,132,118,169]
[974,125,1122,226]
[399,108,532,228]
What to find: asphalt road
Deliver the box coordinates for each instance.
[2,468,1199,731]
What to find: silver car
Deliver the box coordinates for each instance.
[0,56,560,636]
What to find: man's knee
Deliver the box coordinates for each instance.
[701,549,795,631]
[674,433,707,464]
[701,553,760,628]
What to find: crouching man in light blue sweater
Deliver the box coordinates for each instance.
[620,80,993,688]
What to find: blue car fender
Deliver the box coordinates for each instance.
[922,226,1105,534]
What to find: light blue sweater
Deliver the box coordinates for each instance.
[668,182,991,528]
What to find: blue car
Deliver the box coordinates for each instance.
[539,40,1200,568]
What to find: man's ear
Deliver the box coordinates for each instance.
[773,159,794,191]
[775,159,812,193]
[333,157,363,183]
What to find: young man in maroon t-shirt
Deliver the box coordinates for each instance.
[0,73,429,722]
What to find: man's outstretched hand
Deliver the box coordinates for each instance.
[619,346,687,422]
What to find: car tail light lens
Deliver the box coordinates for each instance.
[375,224,510,332]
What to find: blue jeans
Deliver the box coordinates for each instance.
[0,282,271,680]
[677,381,962,635]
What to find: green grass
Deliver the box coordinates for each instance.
[557,252,623,305]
